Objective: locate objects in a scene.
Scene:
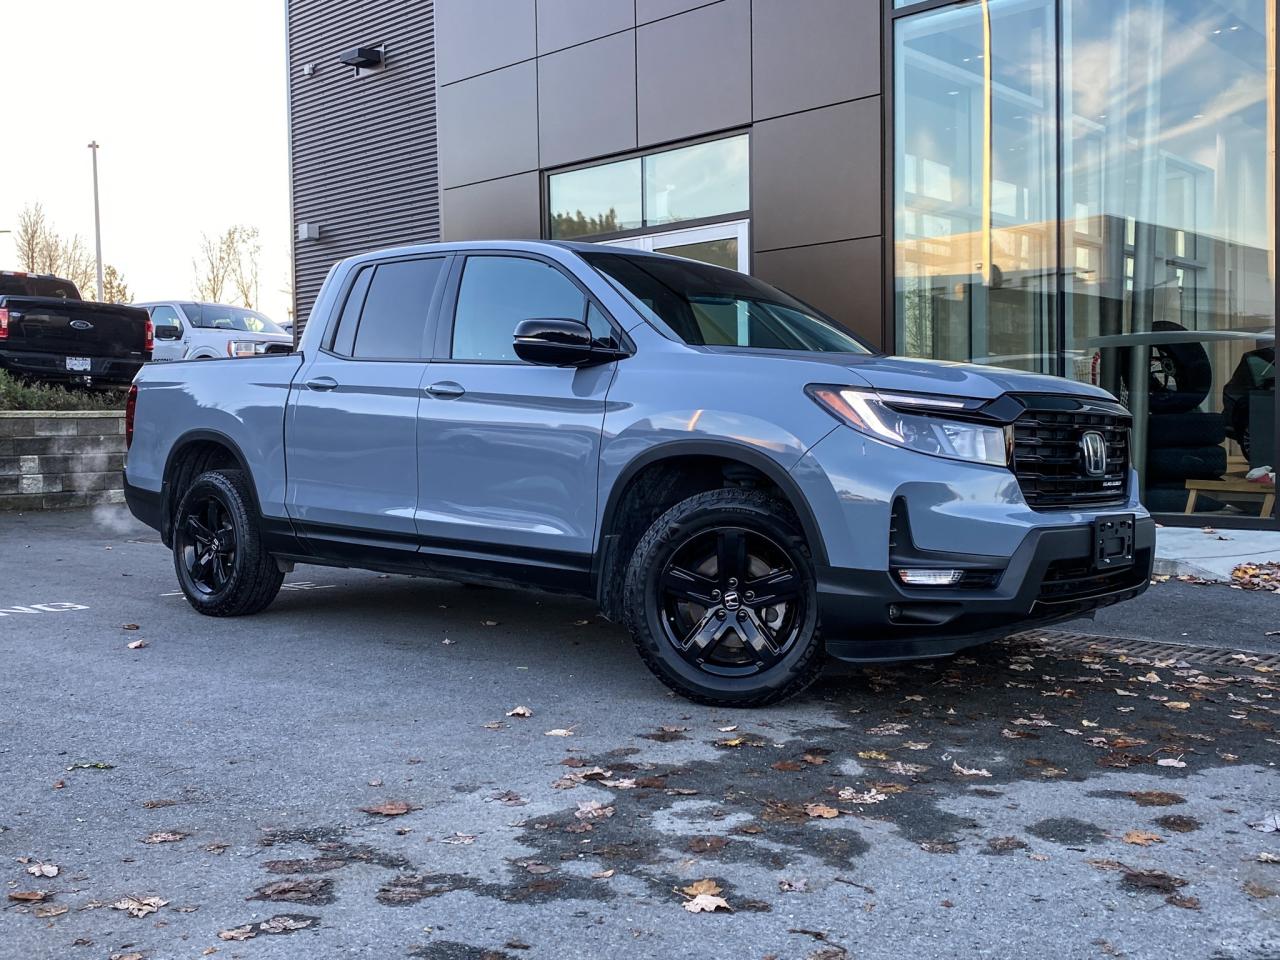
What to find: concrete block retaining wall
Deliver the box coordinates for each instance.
[0,411,126,510]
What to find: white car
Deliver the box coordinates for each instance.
[135,301,293,361]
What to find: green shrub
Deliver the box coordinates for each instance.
[0,368,126,411]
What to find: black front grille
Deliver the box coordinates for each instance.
[1012,398,1130,509]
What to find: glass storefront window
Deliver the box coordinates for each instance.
[1062,0,1276,518]
[894,0,1059,374]
[894,0,1277,522]
[548,159,642,240]
[643,135,749,227]
[547,135,749,240]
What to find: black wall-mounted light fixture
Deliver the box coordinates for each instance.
[340,45,386,77]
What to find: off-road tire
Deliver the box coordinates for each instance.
[622,488,825,707]
[172,468,284,617]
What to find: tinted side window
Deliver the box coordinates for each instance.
[329,267,373,357]
[351,258,445,360]
[150,305,182,331]
[452,257,586,362]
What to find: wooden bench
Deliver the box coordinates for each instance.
[1184,478,1275,517]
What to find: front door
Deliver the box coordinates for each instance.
[285,255,449,557]
[416,253,618,584]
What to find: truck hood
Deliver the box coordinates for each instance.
[841,354,1117,402]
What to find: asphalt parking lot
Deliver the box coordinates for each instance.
[2,506,1278,960]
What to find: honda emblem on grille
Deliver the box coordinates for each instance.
[1080,431,1108,477]
[69,319,94,331]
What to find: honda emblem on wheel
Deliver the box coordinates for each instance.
[1080,431,1108,477]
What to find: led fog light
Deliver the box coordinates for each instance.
[896,568,964,586]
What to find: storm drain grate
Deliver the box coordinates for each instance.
[1006,629,1280,671]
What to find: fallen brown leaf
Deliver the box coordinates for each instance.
[805,803,840,819]
[681,879,723,897]
[218,925,256,942]
[26,862,58,878]
[141,831,186,844]
[683,893,731,913]
[359,801,414,817]
[506,705,532,718]
[111,895,168,917]
[1126,790,1185,807]
[7,891,49,903]
[1123,830,1163,846]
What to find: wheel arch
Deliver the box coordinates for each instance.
[594,439,828,618]
[160,429,258,546]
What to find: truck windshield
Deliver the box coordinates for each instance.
[0,275,80,299]
[583,251,871,354]
[181,303,285,334]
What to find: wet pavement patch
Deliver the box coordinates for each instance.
[1026,817,1108,846]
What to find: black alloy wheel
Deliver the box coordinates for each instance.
[171,469,284,617]
[659,526,805,677]
[623,488,825,707]
[178,495,237,595]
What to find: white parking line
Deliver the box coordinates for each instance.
[160,581,336,598]
[0,602,90,616]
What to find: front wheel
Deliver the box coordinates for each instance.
[172,469,284,617]
[622,489,825,707]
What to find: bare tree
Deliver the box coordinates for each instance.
[15,203,47,271]
[102,264,131,304]
[14,202,97,294]
[229,226,261,309]
[194,225,261,307]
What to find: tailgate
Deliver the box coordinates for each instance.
[2,297,149,358]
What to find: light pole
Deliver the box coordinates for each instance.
[87,141,104,300]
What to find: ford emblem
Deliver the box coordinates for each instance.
[70,319,94,331]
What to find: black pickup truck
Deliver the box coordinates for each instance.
[0,271,151,387]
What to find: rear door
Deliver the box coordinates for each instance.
[285,255,450,559]
[415,253,619,582]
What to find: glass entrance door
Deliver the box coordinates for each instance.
[601,219,751,273]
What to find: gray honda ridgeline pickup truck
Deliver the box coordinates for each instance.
[124,241,1152,706]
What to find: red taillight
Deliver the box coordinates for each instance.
[0,308,9,340]
[125,384,138,450]
[144,317,154,354]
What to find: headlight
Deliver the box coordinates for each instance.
[807,385,1011,467]
[227,340,260,358]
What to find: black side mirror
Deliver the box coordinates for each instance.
[513,318,627,367]
[154,325,182,341]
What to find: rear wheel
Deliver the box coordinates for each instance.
[172,469,283,617]
[623,489,824,707]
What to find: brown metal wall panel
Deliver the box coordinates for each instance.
[536,0,635,53]
[287,0,440,335]
[751,98,882,252]
[636,0,751,147]
[439,61,540,188]
[751,0,880,120]
[435,0,536,84]
[538,33,638,168]
[636,0,721,24]
[441,173,543,241]
[754,237,884,347]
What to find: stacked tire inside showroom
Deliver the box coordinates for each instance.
[1128,321,1228,514]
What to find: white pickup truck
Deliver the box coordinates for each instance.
[135,301,293,361]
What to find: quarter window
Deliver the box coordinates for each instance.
[346,258,445,360]
[452,257,587,362]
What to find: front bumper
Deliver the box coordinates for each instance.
[817,517,1155,662]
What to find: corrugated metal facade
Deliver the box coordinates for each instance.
[286,0,439,335]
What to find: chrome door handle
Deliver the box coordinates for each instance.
[425,381,464,398]
[305,376,338,391]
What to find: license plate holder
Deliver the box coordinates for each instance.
[1093,514,1135,570]
[65,356,91,372]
